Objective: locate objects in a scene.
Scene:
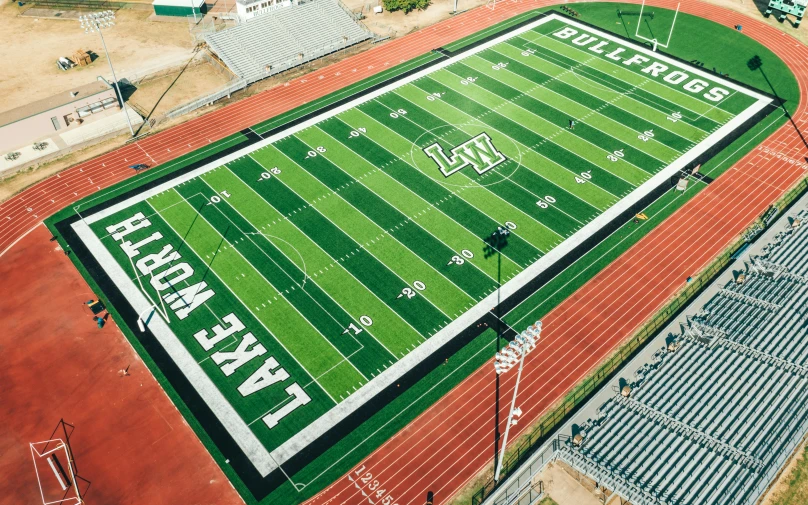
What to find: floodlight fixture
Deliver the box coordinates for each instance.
[78,11,134,136]
[494,320,542,482]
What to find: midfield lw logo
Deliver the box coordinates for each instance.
[423,133,507,177]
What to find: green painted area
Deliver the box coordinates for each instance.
[86,201,334,448]
[47,5,800,505]
[201,166,424,357]
[149,188,367,399]
[153,2,206,16]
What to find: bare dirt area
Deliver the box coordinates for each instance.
[344,0,489,38]
[762,437,808,505]
[0,0,194,111]
[127,58,231,122]
[538,461,609,505]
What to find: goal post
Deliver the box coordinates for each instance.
[29,439,83,505]
[635,0,680,51]
[29,420,88,505]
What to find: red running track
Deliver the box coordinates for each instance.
[1,1,806,505]
[302,1,808,505]
[0,4,533,256]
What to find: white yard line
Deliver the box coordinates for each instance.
[310,123,527,276]
[218,164,429,348]
[344,108,550,260]
[196,176,396,362]
[267,148,477,313]
[71,13,773,477]
[72,216,282,476]
[164,189,370,382]
[524,23,747,122]
[305,127,503,286]
[467,50,678,164]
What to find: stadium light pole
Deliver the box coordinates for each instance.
[80,11,135,137]
[484,225,511,477]
[493,320,542,483]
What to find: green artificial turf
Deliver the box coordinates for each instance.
[44,5,800,505]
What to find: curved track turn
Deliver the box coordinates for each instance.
[1,2,805,505]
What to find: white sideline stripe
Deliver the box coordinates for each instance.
[72,13,773,476]
[71,221,279,476]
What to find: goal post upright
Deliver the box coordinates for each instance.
[29,438,83,505]
[635,0,680,51]
[663,3,681,49]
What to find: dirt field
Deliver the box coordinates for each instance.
[127,57,231,121]
[763,437,808,505]
[0,0,195,111]
[345,0,490,37]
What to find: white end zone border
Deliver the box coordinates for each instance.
[70,13,774,478]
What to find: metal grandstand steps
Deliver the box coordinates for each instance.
[204,0,373,83]
[557,218,808,505]
[717,339,808,378]
[615,396,764,470]
[717,288,781,311]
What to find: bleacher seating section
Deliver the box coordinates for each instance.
[558,210,808,505]
[205,0,372,83]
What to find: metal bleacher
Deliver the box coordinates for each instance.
[204,0,373,83]
[558,211,808,505]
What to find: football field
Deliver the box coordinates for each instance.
[65,12,773,489]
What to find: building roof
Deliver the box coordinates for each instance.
[0,80,111,128]
[152,0,205,8]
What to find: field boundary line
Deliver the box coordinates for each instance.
[71,216,282,476]
[166,189,370,384]
[196,175,398,364]
[266,148,475,315]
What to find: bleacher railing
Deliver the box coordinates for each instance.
[470,174,808,505]
[165,78,248,118]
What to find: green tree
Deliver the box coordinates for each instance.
[381,0,430,14]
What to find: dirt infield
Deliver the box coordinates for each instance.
[0,224,241,505]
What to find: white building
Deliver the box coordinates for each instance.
[236,0,294,22]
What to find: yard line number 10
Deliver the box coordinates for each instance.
[342,315,373,336]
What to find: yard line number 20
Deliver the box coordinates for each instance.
[397,280,426,300]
